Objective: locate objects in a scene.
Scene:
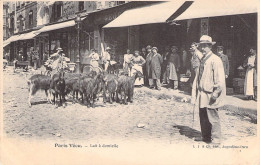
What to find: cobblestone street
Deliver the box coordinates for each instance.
[2,67,257,145]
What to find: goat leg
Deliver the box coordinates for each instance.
[109,92,112,104]
[73,90,75,104]
[102,83,107,103]
[124,90,128,105]
[55,94,58,108]
[28,87,32,108]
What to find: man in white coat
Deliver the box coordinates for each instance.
[193,35,226,144]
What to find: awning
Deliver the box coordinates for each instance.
[18,31,38,40]
[103,1,186,28]
[174,0,258,21]
[3,42,10,48]
[36,20,75,34]
[3,35,21,47]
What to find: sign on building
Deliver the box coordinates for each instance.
[200,18,209,36]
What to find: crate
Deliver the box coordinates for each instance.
[233,78,245,87]
[234,86,244,94]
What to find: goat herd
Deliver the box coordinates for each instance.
[27,69,144,108]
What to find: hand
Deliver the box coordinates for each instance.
[225,75,228,78]
[209,94,217,105]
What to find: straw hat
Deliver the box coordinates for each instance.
[151,47,158,51]
[197,35,216,45]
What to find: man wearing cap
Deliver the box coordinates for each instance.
[193,35,226,144]
[217,46,229,79]
[150,47,163,90]
[162,46,170,84]
[145,45,154,88]
[103,47,111,71]
[168,46,180,89]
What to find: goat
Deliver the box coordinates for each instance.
[72,71,98,103]
[102,73,119,103]
[27,74,52,107]
[50,72,66,108]
[80,74,102,108]
[117,70,143,104]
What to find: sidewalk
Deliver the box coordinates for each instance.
[136,85,257,123]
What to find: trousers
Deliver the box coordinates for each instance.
[149,79,161,89]
[199,108,221,141]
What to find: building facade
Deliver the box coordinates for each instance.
[3,1,257,89]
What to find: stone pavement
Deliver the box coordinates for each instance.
[136,84,257,123]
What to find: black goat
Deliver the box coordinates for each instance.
[50,72,66,108]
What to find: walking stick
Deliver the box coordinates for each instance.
[192,103,196,129]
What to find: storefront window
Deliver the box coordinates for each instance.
[56,3,63,18]
[79,2,84,11]
[29,10,33,28]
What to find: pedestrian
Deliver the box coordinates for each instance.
[18,50,24,61]
[28,47,34,66]
[150,47,163,90]
[103,47,111,72]
[193,35,226,144]
[145,45,154,88]
[180,46,188,74]
[168,46,180,89]
[141,48,147,59]
[162,46,170,84]
[243,47,257,101]
[123,49,133,75]
[89,49,99,68]
[189,42,203,88]
[141,47,147,85]
[217,46,229,79]
[32,49,40,70]
[130,50,146,86]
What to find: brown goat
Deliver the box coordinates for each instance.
[117,70,143,104]
[80,74,102,108]
[102,73,119,103]
[27,74,52,107]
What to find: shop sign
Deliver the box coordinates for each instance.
[201,18,209,36]
[95,10,123,25]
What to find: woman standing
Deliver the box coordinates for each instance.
[243,47,257,101]
[89,49,100,68]
[168,46,180,89]
[130,50,146,86]
[123,49,133,75]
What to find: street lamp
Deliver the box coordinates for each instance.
[75,14,82,73]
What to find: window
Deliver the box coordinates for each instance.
[18,15,24,32]
[79,1,84,11]
[56,3,63,18]
[29,10,33,27]
[10,17,14,34]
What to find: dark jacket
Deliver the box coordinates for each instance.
[151,53,163,79]
[219,54,229,76]
[146,52,153,78]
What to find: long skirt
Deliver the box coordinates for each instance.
[244,68,255,96]
[169,62,178,81]
[130,64,144,86]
